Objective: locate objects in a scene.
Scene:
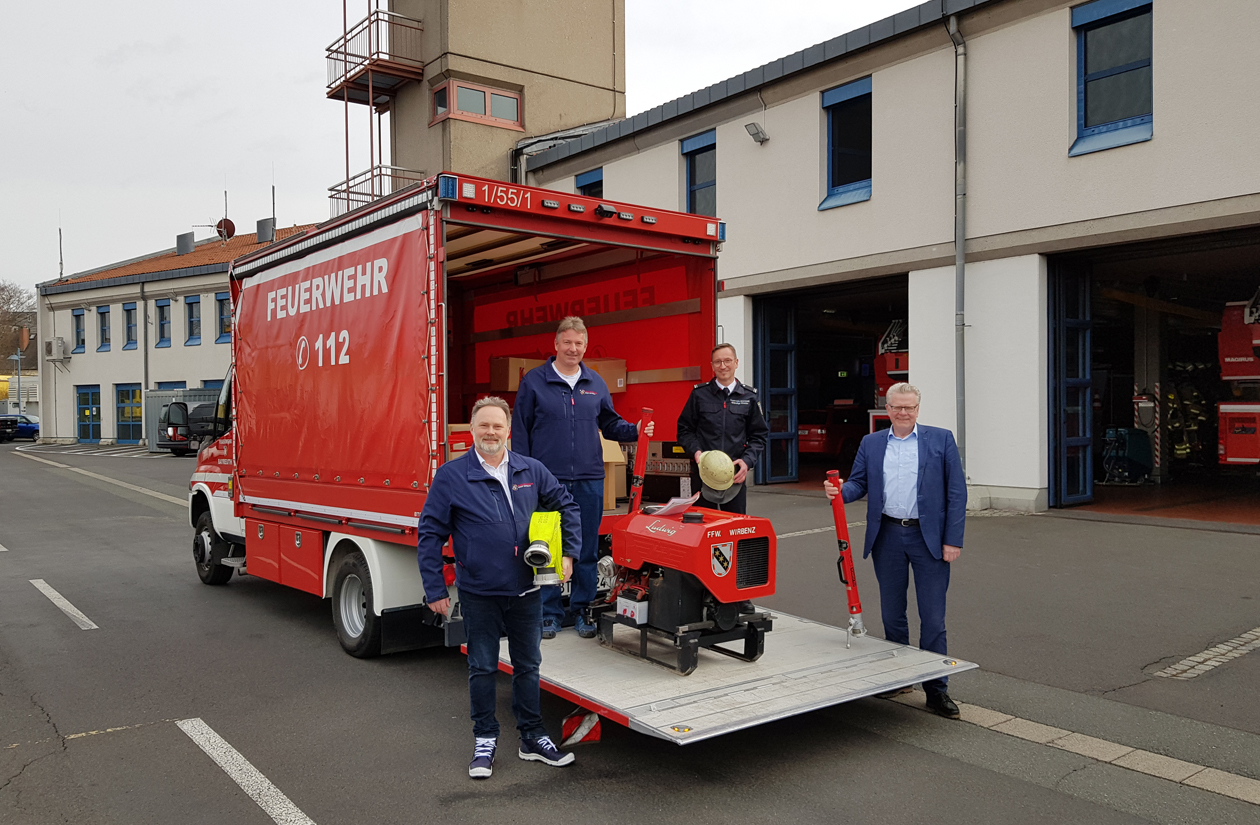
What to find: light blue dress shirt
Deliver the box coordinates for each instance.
[882,424,919,520]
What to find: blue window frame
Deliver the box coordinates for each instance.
[820,77,873,210]
[202,379,224,389]
[156,381,186,390]
[123,302,137,350]
[76,385,101,443]
[96,306,111,352]
[1070,0,1152,157]
[185,295,201,345]
[72,309,86,353]
[156,299,171,347]
[576,168,603,199]
[682,130,716,217]
[215,292,231,343]
[115,384,143,444]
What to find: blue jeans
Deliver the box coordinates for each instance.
[541,478,603,625]
[870,521,952,698]
[461,589,546,740]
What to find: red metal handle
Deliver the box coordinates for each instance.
[629,407,653,514]
[827,470,864,617]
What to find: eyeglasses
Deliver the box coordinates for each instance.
[712,359,736,366]
[886,405,919,413]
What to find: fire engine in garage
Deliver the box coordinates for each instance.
[187,174,975,744]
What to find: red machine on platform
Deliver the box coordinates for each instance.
[1218,289,1260,464]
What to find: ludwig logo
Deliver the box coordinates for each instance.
[645,520,677,537]
[579,389,599,396]
[512,482,534,491]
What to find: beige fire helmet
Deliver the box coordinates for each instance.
[699,450,741,504]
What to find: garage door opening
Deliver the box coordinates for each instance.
[1049,227,1260,525]
[753,275,908,487]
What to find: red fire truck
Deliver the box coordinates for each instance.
[188,174,974,744]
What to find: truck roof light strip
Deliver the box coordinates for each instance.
[239,493,418,528]
[234,188,435,277]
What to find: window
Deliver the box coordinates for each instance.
[215,293,231,343]
[123,302,137,350]
[1070,0,1153,157]
[576,168,603,199]
[682,130,716,217]
[156,299,171,347]
[431,80,523,130]
[156,381,186,390]
[820,77,873,210]
[72,309,85,353]
[202,379,224,389]
[97,306,111,352]
[185,296,201,345]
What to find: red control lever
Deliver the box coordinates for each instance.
[629,408,653,514]
[827,469,867,645]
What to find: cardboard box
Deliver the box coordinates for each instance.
[490,356,546,392]
[600,434,628,510]
[616,596,648,625]
[585,357,627,393]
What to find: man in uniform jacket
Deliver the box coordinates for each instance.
[676,344,769,515]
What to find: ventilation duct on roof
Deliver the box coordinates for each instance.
[176,232,195,255]
[256,218,275,244]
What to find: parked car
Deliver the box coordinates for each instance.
[1,414,40,440]
[157,402,196,456]
[797,405,866,464]
[0,416,18,443]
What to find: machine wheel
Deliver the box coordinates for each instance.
[172,448,192,457]
[331,551,382,658]
[193,512,234,585]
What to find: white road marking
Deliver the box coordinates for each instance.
[777,522,864,539]
[892,692,1260,807]
[1152,627,1260,679]
[16,452,186,505]
[29,579,99,630]
[0,541,8,552]
[176,718,316,825]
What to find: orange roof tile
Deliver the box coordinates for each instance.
[54,225,315,287]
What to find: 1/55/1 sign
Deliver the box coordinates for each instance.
[482,183,531,208]
[315,330,349,366]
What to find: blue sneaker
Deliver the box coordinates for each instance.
[518,735,575,766]
[469,737,496,778]
[542,618,560,640]
[575,614,597,639]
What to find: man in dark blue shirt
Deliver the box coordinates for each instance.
[418,397,582,778]
[512,316,653,639]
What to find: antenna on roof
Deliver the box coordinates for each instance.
[58,216,64,281]
[193,189,235,245]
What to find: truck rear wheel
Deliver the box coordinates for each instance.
[193,512,234,586]
[332,551,382,658]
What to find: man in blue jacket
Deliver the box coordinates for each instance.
[418,396,582,779]
[824,382,966,719]
[512,316,653,640]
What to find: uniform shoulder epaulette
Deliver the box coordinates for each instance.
[693,383,705,389]
[743,385,757,393]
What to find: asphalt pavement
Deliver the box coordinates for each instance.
[1,441,1257,824]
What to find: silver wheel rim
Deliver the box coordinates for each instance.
[339,574,366,638]
[197,530,214,568]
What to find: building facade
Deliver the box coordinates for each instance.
[37,227,308,444]
[521,0,1260,514]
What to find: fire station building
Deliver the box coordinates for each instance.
[522,0,1260,521]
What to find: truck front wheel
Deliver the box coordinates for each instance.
[332,551,383,658]
[193,512,234,585]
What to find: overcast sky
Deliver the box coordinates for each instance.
[1,1,917,294]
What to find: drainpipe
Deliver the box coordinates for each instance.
[948,15,968,474]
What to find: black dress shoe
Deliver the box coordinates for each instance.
[875,686,914,699]
[925,693,961,719]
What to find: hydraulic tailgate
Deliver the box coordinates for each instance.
[501,610,977,745]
